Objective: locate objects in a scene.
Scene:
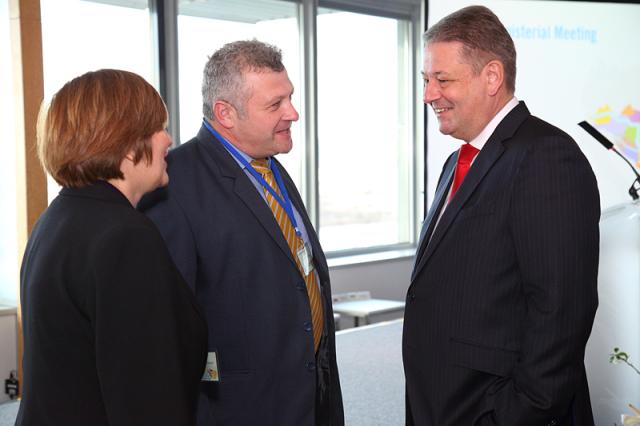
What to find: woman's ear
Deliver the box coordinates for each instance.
[118,150,136,179]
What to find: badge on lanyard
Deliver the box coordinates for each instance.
[201,351,220,382]
[297,242,314,277]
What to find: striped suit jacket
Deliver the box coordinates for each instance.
[403,102,600,426]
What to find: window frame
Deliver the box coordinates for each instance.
[151,0,424,260]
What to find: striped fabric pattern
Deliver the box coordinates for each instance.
[251,159,324,352]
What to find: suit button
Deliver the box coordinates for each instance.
[296,281,305,291]
[408,293,415,301]
[303,321,312,332]
[548,420,557,426]
[306,361,316,372]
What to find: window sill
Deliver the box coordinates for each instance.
[0,305,17,317]
[327,247,415,269]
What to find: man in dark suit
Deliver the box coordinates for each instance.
[140,40,343,426]
[403,6,600,426]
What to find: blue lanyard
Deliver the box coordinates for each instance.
[202,119,301,236]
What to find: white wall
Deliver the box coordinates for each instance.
[329,256,413,328]
[586,201,640,424]
[330,257,413,301]
[426,1,640,211]
[0,307,17,404]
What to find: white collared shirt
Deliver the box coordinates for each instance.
[429,96,519,239]
[467,96,519,153]
[450,96,519,196]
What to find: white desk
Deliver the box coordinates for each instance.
[332,299,405,327]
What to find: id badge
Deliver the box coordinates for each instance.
[201,351,220,382]
[296,243,314,276]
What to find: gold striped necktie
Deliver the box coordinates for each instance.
[251,159,324,352]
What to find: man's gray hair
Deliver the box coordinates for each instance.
[202,39,285,119]
[424,5,516,94]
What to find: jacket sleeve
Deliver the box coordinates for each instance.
[90,223,204,426]
[140,188,199,291]
[491,135,600,425]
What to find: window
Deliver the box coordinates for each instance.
[40,0,154,202]
[177,0,304,188]
[317,9,414,253]
[0,0,17,305]
[29,0,423,259]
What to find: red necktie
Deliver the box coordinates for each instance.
[449,143,480,200]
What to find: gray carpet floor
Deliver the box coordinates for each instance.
[0,400,18,426]
[0,319,405,425]
[335,318,405,426]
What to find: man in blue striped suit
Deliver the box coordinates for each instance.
[403,6,600,426]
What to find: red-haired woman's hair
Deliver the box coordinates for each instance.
[38,69,168,187]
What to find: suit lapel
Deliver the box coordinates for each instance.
[196,126,298,267]
[233,177,297,265]
[411,101,531,283]
[411,154,456,280]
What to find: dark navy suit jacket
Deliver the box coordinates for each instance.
[403,102,600,426]
[140,125,344,426]
[18,182,207,426]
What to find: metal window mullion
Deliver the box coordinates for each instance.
[149,0,180,145]
[422,1,428,223]
[300,0,319,228]
[318,0,416,20]
[396,18,412,244]
[411,5,422,244]
[416,1,427,237]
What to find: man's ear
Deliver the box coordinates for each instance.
[485,60,504,96]
[213,101,236,129]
